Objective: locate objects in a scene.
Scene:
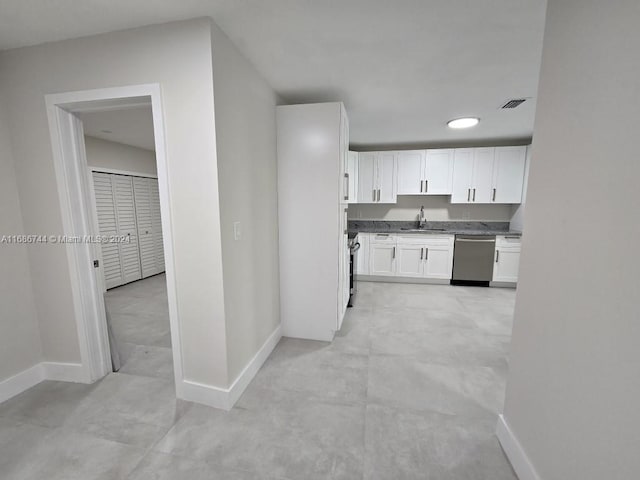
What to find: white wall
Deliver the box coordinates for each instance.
[0,19,230,389]
[85,135,157,176]
[348,195,513,222]
[0,93,43,383]
[501,1,640,479]
[508,145,531,232]
[210,21,281,381]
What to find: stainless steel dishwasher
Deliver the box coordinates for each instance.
[451,235,496,286]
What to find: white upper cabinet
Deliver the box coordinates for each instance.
[424,149,454,194]
[396,150,425,195]
[377,152,397,203]
[396,149,454,196]
[357,152,377,203]
[472,147,496,203]
[492,146,527,203]
[357,152,397,203]
[346,151,359,203]
[451,148,474,203]
[451,146,526,204]
[355,145,526,205]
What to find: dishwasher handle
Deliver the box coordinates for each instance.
[455,238,496,243]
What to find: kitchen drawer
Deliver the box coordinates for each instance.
[496,235,522,248]
[397,234,454,246]
[370,233,397,244]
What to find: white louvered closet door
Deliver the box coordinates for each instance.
[133,177,159,278]
[92,172,124,288]
[149,179,165,272]
[112,175,142,284]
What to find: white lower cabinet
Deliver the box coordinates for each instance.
[356,232,521,284]
[397,235,455,280]
[364,234,455,281]
[369,234,397,276]
[355,233,370,275]
[423,243,455,279]
[396,244,424,277]
[493,235,522,283]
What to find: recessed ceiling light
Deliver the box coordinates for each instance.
[100,129,112,134]
[447,117,480,129]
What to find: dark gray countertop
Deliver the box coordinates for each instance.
[348,220,522,237]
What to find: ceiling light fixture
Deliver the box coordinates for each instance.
[447,117,480,129]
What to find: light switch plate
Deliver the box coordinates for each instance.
[233,221,241,240]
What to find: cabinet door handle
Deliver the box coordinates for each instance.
[492,188,496,202]
[467,188,471,202]
[343,208,348,235]
[344,173,349,201]
[373,189,376,202]
[420,180,424,192]
[495,250,500,263]
[420,247,423,260]
[377,189,381,202]
[425,248,428,260]
[392,246,396,259]
[425,180,428,193]
[472,188,476,202]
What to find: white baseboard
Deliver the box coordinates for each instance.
[2,325,282,410]
[0,361,89,404]
[180,379,231,410]
[0,364,44,404]
[179,324,282,410]
[42,362,87,383]
[226,324,282,408]
[496,414,541,480]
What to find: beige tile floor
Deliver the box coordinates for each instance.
[0,279,517,479]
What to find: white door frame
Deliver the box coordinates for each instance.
[45,84,184,389]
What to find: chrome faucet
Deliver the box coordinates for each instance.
[419,206,426,229]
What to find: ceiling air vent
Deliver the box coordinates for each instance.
[501,99,527,109]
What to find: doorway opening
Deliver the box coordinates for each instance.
[80,104,172,381]
[45,85,183,391]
